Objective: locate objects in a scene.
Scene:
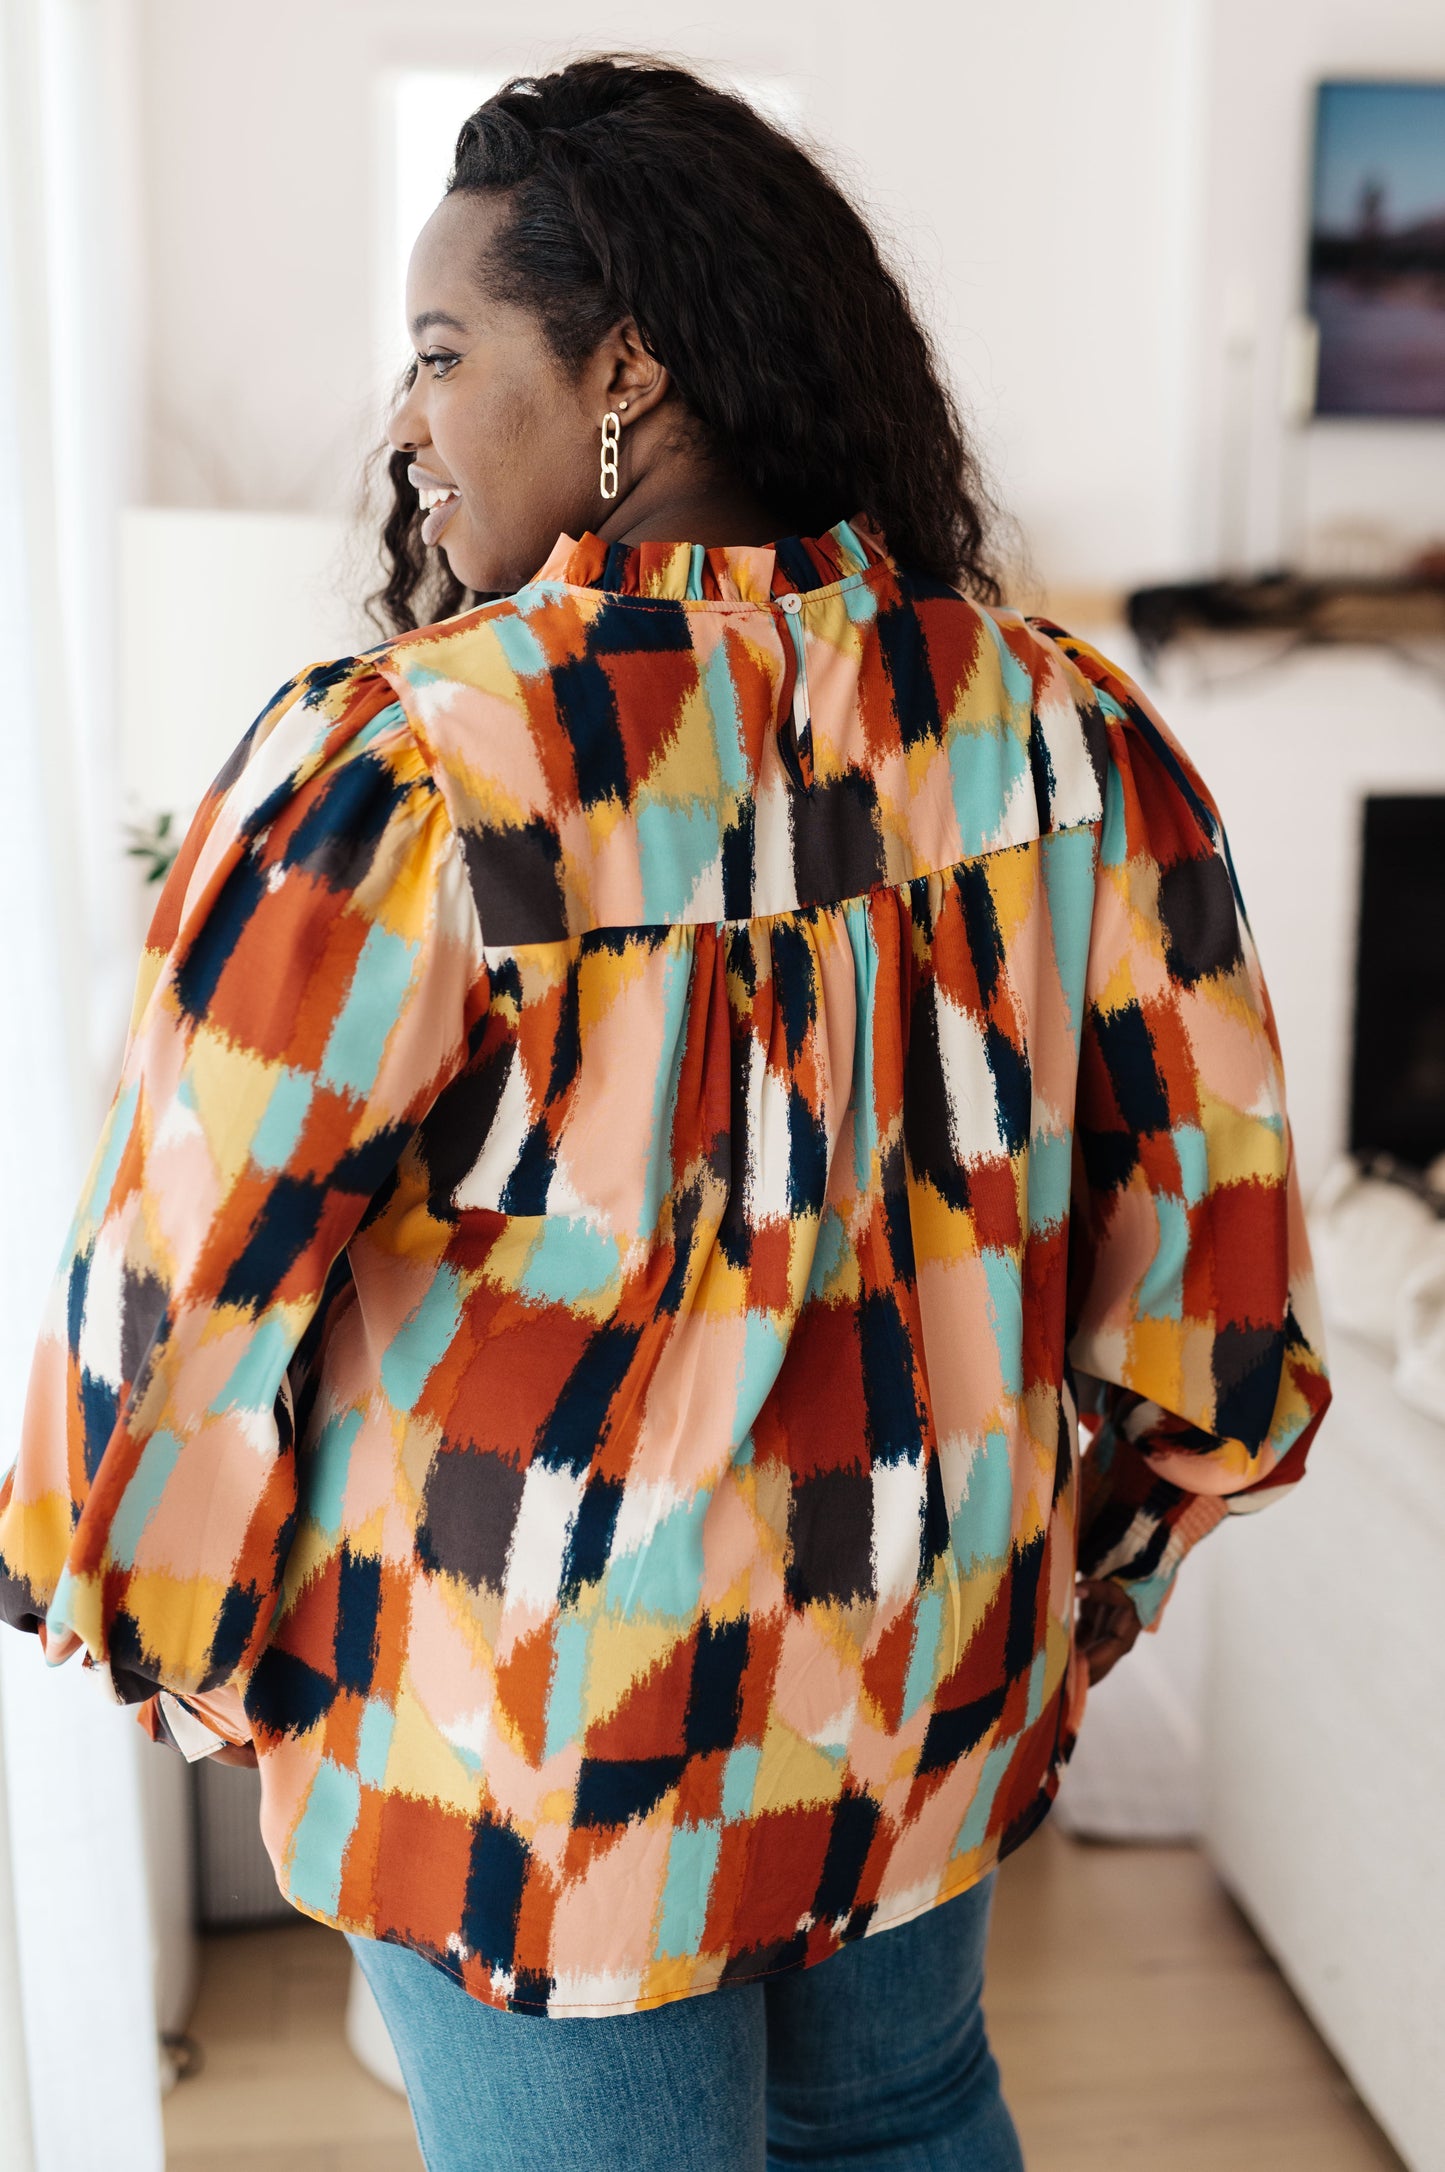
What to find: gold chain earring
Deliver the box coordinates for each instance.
[599,401,628,499]
[600,409,622,499]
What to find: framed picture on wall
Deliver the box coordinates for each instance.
[1307,80,1445,417]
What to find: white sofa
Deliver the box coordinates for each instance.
[1203,1317,1445,2172]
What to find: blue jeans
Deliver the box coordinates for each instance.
[346,1869,1025,2171]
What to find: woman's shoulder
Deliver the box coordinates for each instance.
[1005,609,1227,853]
[968,599,1132,708]
[198,645,444,860]
[364,586,557,680]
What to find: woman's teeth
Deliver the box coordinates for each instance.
[417,487,458,511]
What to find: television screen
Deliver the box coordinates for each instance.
[1350,796,1445,1169]
[1308,80,1445,417]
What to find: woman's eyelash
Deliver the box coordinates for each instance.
[418,351,461,378]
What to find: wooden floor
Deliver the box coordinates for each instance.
[163,1821,1405,2171]
[987,1823,1403,2170]
[161,1912,420,2172]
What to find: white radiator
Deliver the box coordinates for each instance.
[194,1758,291,1928]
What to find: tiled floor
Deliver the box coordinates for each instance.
[163,1821,1405,2170]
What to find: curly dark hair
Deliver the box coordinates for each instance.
[367,52,1001,635]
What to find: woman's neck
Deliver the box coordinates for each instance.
[595,458,784,550]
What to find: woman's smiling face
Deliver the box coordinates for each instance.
[388,191,617,595]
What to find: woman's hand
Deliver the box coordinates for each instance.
[1075,1576,1144,1685]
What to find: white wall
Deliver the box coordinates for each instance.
[1192,0,1445,575]
[131,0,1207,592]
[130,0,1445,591]
[118,508,361,816]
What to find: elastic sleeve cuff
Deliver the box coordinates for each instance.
[160,1691,231,1760]
[134,1689,230,1760]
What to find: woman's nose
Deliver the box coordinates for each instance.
[386,372,426,456]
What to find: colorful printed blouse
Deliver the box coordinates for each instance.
[0,514,1331,2018]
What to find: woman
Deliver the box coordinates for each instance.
[0,53,1330,2172]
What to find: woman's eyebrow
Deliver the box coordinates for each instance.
[410,308,469,338]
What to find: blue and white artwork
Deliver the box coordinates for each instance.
[1309,81,1445,417]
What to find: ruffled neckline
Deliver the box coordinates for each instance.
[525,511,892,604]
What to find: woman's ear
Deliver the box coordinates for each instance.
[603,317,669,421]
